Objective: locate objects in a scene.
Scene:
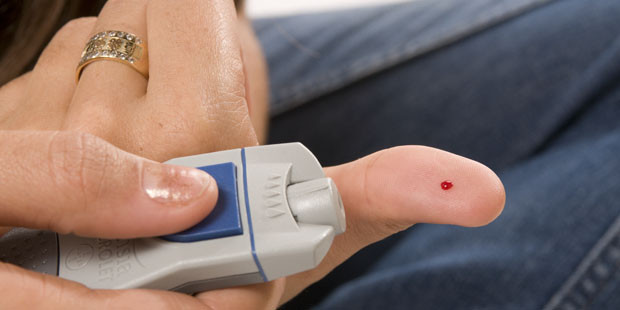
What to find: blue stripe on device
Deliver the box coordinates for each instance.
[162,162,243,242]
[241,148,267,282]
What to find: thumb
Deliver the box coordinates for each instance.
[281,145,505,303]
[335,145,505,235]
[0,131,218,238]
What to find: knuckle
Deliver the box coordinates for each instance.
[360,151,410,236]
[48,132,113,206]
[361,153,381,212]
[215,58,247,105]
[213,89,247,111]
[61,102,118,140]
[380,221,410,236]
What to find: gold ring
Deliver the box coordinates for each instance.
[76,30,148,82]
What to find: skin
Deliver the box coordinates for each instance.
[0,0,506,309]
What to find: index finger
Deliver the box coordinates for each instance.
[0,131,217,238]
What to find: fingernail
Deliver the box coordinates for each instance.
[142,162,214,204]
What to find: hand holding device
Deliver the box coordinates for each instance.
[0,143,345,293]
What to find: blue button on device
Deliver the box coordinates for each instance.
[162,162,243,242]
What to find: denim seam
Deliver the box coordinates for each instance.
[542,215,620,310]
[270,0,555,116]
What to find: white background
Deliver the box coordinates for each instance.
[247,0,412,18]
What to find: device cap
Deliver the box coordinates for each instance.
[286,178,346,234]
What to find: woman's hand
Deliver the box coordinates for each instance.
[0,0,262,161]
[0,0,505,309]
[0,139,504,309]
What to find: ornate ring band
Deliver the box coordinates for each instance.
[76,30,148,82]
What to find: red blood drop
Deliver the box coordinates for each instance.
[441,181,453,190]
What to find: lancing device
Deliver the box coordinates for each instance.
[0,143,346,293]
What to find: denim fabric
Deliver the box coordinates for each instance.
[255,0,553,117]
[316,129,620,310]
[254,0,620,309]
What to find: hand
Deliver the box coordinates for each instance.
[0,0,264,307]
[0,0,264,161]
[0,137,504,309]
[0,0,505,309]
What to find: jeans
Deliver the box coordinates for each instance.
[254,0,620,308]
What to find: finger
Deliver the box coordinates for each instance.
[281,146,506,302]
[136,0,257,159]
[68,0,148,135]
[196,279,286,310]
[0,72,31,123]
[0,262,211,310]
[0,131,217,239]
[333,145,505,231]
[2,18,96,130]
[147,0,243,104]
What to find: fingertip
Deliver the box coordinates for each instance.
[141,163,217,207]
[354,145,506,228]
[411,147,506,227]
[72,162,220,239]
[128,163,220,237]
[456,161,506,227]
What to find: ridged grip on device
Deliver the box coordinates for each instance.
[0,228,58,275]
